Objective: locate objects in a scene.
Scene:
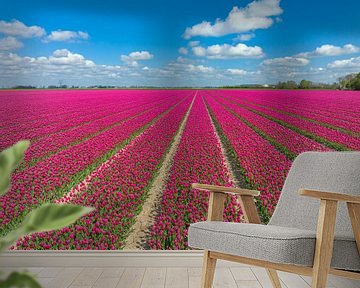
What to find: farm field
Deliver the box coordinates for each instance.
[0,89,359,250]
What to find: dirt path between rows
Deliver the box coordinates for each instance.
[123,92,197,249]
[203,95,240,188]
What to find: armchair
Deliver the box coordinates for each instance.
[188,152,360,288]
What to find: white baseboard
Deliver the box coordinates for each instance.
[0,250,247,268]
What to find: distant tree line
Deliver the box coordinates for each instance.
[338,72,360,90]
[275,80,338,90]
[12,85,37,89]
[274,72,360,90]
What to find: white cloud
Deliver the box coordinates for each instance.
[259,56,331,83]
[227,68,258,75]
[0,36,23,50]
[188,41,200,47]
[126,51,153,60]
[183,0,282,39]
[0,19,45,38]
[298,44,360,58]
[328,56,360,69]
[78,31,88,39]
[176,56,187,63]
[262,56,310,67]
[192,43,264,59]
[121,50,154,66]
[188,64,214,73]
[192,46,206,57]
[0,49,96,70]
[176,56,206,65]
[234,33,256,42]
[178,47,188,55]
[52,49,71,57]
[48,49,95,66]
[159,62,215,76]
[44,30,89,42]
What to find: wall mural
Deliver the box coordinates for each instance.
[1,89,359,250]
[0,0,360,250]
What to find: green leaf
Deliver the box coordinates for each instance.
[0,271,41,288]
[0,227,25,251]
[22,204,94,234]
[0,140,30,195]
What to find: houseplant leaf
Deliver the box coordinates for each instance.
[0,140,30,195]
[21,203,94,234]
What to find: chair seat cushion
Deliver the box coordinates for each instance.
[188,222,360,271]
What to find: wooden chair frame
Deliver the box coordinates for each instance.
[192,183,360,288]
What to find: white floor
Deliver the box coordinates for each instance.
[2,266,360,288]
[1,251,359,288]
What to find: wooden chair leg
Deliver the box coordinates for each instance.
[266,269,282,288]
[347,203,360,254]
[312,200,337,288]
[201,250,217,288]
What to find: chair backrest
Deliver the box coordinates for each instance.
[269,152,360,239]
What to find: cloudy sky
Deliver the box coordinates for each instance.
[0,0,360,87]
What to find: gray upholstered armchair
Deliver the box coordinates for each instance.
[188,152,360,288]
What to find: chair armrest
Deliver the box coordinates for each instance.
[299,189,360,204]
[301,188,360,265]
[192,183,260,197]
[192,183,261,223]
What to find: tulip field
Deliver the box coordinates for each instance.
[0,89,359,250]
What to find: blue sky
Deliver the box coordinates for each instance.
[0,0,360,87]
